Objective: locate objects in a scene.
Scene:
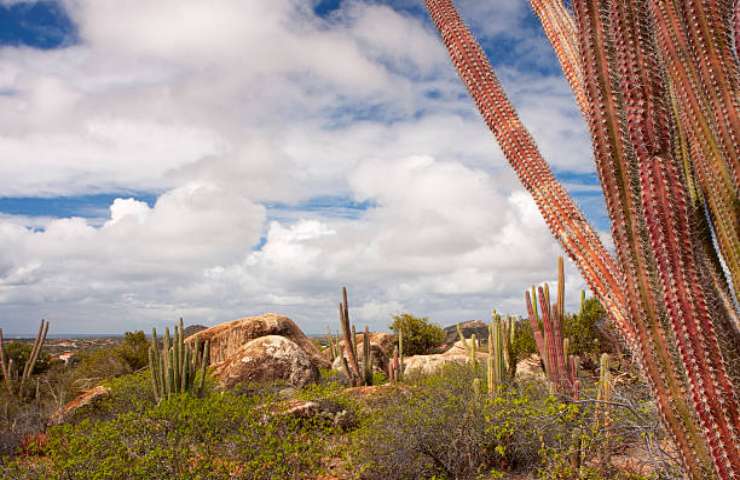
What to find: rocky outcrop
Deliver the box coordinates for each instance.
[402,339,487,377]
[185,313,329,370]
[211,335,319,389]
[443,320,488,348]
[48,385,110,425]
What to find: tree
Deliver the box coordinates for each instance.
[423,1,739,478]
[389,314,445,356]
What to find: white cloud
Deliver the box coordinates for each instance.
[0,0,600,334]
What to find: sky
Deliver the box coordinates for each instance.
[0,0,610,335]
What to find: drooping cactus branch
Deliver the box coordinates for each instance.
[424,1,739,477]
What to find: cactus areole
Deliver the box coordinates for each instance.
[423,1,740,478]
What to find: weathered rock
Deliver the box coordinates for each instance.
[514,354,546,382]
[443,320,488,347]
[48,385,110,425]
[186,313,329,370]
[402,339,487,377]
[211,335,319,389]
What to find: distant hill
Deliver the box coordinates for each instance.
[443,320,488,346]
[183,324,208,338]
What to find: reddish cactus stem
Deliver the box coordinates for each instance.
[529,0,588,118]
[423,0,638,353]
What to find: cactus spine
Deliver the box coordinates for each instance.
[149,320,210,402]
[0,319,49,398]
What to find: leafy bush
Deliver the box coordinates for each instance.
[389,313,445,356]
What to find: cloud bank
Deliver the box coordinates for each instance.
[0,0,598,334]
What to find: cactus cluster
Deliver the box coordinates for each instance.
[326,326,339,361]
[525,257,579,399]
[456,324,479,373]
[487,312,515,395]
[423,1,740,476]
[148,318,210,402]
[338,287,374,386]
[0,319,49,398]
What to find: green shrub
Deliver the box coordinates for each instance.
[13,392,335,480]
[389,313,445,356]
[511,318,537,363]
[115,331,150,371]
[3,342,51,376]
[564,297,608,357]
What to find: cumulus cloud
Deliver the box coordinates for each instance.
[0,0,600,333]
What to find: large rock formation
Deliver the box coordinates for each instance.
[211,335,319,389]
[402,339,487,377]
[185,313,330,370]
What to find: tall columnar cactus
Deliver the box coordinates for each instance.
[149,319,210,402]
[525,258,579,399]
[389,329,405,383]
[594,353,613,469]
[338,287,375,387]
[362,326,373,386]
[326,326,338,361]
[424,1,739,477]
[457,324,479,372]
[0,320,49,398]
[487,311,514,395]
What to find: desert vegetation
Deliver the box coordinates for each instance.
[0,260,689,479]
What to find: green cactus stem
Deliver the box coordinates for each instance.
[363,326,373,386]
[148,322,210,401]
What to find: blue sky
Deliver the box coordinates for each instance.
[0,0,607,334]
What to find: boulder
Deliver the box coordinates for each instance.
[403,339,487,377]
[211,335,319,389]
[515,354,546,382]
[185,313,330,370]
[48,385,110,425]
